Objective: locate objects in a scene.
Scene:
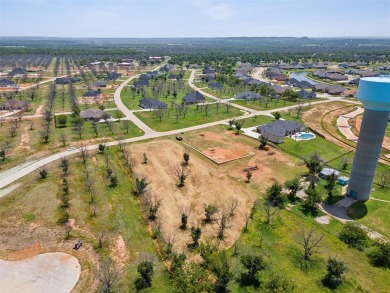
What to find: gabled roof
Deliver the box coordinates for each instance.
[0,79,17,86]
[0,99,27,108]
[139,74,151,81]
[11,67,26,75]
[82,90,101,97]
[208,82,224,89]
[183,91,205,103]
[93,80,107,87]
[326,84,346,94]
[139,98,167,109]
[257,120,304,137]
[168,74,182,80]
[297,90,316,99]
[134,80,149,87]
[106,72,122,80]
[235,91,262,100]
[80,108,108,119]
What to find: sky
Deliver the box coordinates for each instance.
[0,0,389,38]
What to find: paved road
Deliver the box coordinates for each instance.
[0,67,357,190]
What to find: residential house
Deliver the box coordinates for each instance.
[202,69,214,75]
[168,74,182,81]
[0,99,27,111]
[134,80,149,87]
[106,72,122,81]
[139,98,167,109]
[139,74,152,81]
[342,89,357,97]
[93,80,107,88]
[257,120,305,144]
[11,67,26,76]
[55,77,80,84]
[297,90,316,99]
[0,79,17,88]
[326,84,346,95]
[319,168,340,179]
[312,83,328,92]
[183,91,206,104]
[349,78,360,85]
[79,90,106,104]
[208,82,224,90]
[234,91,262,101]
[80,108,110,121]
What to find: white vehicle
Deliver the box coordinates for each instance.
[67,147,77,151]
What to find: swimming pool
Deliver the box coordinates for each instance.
[292,132,316,141]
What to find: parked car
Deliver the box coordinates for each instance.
[73,240,82,250]
[176,136,183,141]
[67,147,77,151]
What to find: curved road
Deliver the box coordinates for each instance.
[0,66,355,190]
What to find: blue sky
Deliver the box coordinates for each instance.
[0,0,389,38]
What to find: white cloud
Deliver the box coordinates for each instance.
[194,0,234,21]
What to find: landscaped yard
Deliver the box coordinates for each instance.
[134,104,245,131]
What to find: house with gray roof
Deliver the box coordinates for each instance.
[139,98,167,109]
[106,72,122,81]
[80,108,110,121]
[325,84,346,95]
[0,79,17,87]
[134,80,149,87]
[257,120,305,144]
[297,90,316,99]
[11,67,26,76]
[0,99,27,111]
[208,82,224,90]
[93,80,107,88]
[234,91,262,101]
[183,91,206,104]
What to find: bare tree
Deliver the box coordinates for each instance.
[91,204,97,217]
[217,211,230,240]
[225,102,232,113]
[0,141,11,161]
[40,122,51,143]
[163,232,177,258]
[173,164,188,187]
[122,120,130,134]
[203,103,211,116]
[9,124,17,137]
[295,229,324,261]
[378,171,390,189]
[97,230,107,248]
[226,198,238,218]
[79,144,88,164]
[73,121,84,139]
[98,258,118,293]
[296,102,304,118]
[154,108,164,122]
[263,201,277,224]
[59,132,67,147]
[179,206,190,230]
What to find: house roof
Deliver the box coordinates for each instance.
[11,67,26,75]
[257,120,304,137]
[0,99,27,108]
[82,90,101,97]
[183,91,205,103]
[297,90,316,99]
[320,168,340,177]
[326,84,346,94]
[139,98,167,109]
[80,108,108,119]
[235,91,262,100]
[208,82,224,89]
[134,80,149,87]
[0,79,17,86]
[93,80,107,87]
[106,72,122,80]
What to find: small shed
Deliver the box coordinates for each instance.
[319,168,340,179]
[338,176,350,186]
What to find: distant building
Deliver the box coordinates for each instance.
[297,89,316,99]
[134,80,149,87]
[208,82,224,90]
[257,120,305,144]
[106,72,122,81]
[183,91,206,104]
[80,108,110,121]
[234,91,262,101]
[0,99,27,111]
[10,67,26,76]
[79,90,110,104]
[139,98,167,109]
[319,168,340,179]
[0,79,17,88]
[92,80,107,88]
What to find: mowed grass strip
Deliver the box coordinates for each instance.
[134,105,244,131]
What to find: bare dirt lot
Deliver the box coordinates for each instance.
[129,128,304,251]
[0,252,80,293]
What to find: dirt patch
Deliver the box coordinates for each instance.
[15,126,31,150]
[4,242,42,261]
[110,235,130,269]
[315,216,331,225]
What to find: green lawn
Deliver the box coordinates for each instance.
[230,203,390,292]
[232,98,297,111]
[277,135,350,162]
[134,104,244,131]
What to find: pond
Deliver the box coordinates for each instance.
[290,71,318,85]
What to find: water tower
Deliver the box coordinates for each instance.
[347,77,390,201]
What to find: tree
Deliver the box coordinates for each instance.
[134,177,148,196]
[98,258,118,293]
[154,108,164,122]
[284,177,302,199]
[109,175,118,188]
[228,118,235,130]
[217,212,230,240]
[190,226,202,247]
[143,152,148,164]
[274,112,281,120]
[304,187,322,213]
[378,171,389,189]
[213,252,233,293]
[60,132,67,147]
[57,115,67,128]
[295,229,323,261]
[326,173,337,201]
[174,164,188,187]
[122,119,130,134]
[73,120,84,139]
[98,143,105,153]
[204,204,219,223]
[263,201,277,224]
[234,121,243,134]
[183,152,190,165]
[340,156,350,170]
[304,152,323,175]
[179,207,190,230]
[135,260,154,289]
[38,166,48,179]
[240,253,266,286]
[171,262,213,293]
[339,222,367,250]
[264,182,284,206]
[40,122,51,143]
[259,136,268,150]
[323,257,347,288]
[225,102,232,113]
[368,241,390,268]
[246,171,252,183]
